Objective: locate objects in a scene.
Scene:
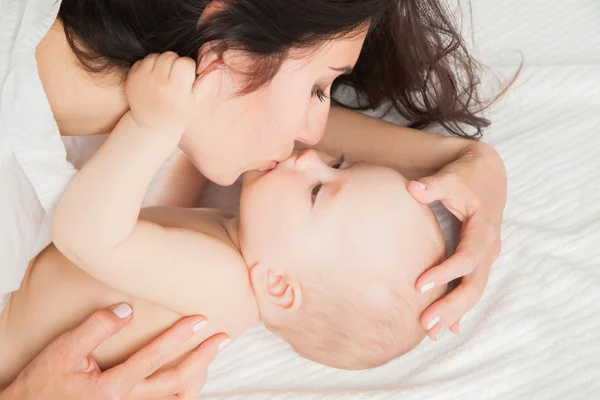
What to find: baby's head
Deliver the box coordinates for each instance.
[239,150,446,369]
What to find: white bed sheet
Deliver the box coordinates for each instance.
[196,1,600,399]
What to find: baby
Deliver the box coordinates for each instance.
[0,148,446,388]
[0,55,447,386]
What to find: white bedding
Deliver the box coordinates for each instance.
[196,1,600,399]
[10,0,597,398]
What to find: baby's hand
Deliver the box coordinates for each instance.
[126,52,198,136]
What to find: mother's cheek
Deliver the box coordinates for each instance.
[308,106,330,143]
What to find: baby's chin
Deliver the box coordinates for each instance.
[241,169,260,184]
[241,167,272,188]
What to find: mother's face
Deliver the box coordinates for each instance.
[179,30,366,186]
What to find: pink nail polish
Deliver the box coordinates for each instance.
[112,303,132,319]
[192,320,208,333]
[420,282,435,293]
[218,338,231,352]
[427,316,440,330]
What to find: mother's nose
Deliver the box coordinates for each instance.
[296,123,326,146]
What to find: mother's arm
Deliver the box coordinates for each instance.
[317,106,506,339]
[143,148,209,208]
[315,106,486,179]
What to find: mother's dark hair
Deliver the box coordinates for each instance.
[59,0,496,138]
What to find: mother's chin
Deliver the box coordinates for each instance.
[177,147,240,187]
[210,171,243,187]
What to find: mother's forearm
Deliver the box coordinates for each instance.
[315,106,478,180]
[143,149,208,208]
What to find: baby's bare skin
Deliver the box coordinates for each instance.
[0,207,255,389]
[2,145,450,388]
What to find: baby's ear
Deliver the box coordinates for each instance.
[250,264,303,313]
[196,43,223,77]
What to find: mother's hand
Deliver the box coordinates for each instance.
[315,107,507,339]
[407,142,506,340]
[1,304,227,400]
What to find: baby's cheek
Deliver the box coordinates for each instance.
[268,84,304,123]
[268,232,302,269]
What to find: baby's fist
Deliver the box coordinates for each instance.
[126,52,197,136]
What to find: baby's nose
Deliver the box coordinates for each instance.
[294,149,322,170]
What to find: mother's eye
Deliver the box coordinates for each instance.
[330,154,345,169]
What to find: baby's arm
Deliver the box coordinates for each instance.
[52,53,246,315]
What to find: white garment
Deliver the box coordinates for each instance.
[0,0,75,305]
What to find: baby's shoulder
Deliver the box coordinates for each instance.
[139,206,235,242]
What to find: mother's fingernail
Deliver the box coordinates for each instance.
[414,181,427,190]
[429,331,438,342]
[420,282,435,293]
[427,316,440,331]
[453,319,462,334]
[112,303,133,319]
[193,320,208,333]
[218,338,231,352]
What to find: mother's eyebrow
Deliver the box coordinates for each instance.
[329,66,353,75]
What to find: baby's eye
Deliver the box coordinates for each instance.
[311,183,323,204]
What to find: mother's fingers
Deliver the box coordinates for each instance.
[130,333,227,400]
[177,335,229,399]
[54,303,133,363]
[449,320,461,334]
[420,258,492,339]
[415,214,499,292]
[407,177,450,205]
[408,173,478,222]
[102,315,207,397]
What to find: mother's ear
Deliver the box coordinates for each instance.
[250,263,303,314]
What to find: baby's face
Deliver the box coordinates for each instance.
[239,149,429,284]
[239,149,446,368]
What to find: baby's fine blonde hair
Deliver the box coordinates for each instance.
[266,198,447,370]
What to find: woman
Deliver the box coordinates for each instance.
[0,0,505,398]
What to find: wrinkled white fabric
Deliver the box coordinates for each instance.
[0,0,75,304]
